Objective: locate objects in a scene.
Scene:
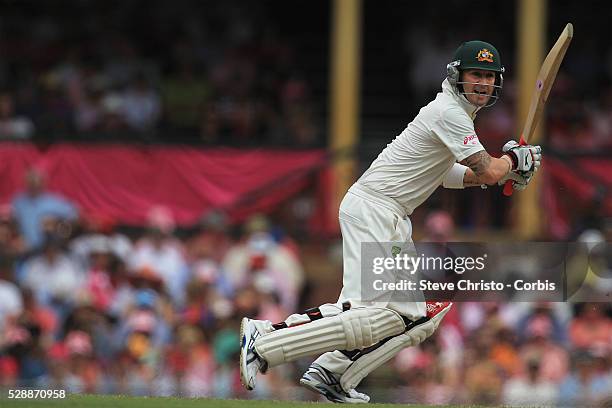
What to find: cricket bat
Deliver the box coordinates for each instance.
[503,22,574,196]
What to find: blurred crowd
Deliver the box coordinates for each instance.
[1,1,610,153]
[389,301,611,406]
[0,1,321,146]
[0,168,305,397]
[0,173,610,406]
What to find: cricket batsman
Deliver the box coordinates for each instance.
[240,41,542,403]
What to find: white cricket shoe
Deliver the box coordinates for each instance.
[239,317,268,391]
[300,363,370,404]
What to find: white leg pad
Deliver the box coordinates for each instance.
[340,304,451,392]
[254,307,406,368]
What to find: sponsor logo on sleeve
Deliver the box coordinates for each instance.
[463,134,479,145]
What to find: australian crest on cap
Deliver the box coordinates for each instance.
[477,49,494,62]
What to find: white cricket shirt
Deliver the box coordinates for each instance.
[358,79,485,214]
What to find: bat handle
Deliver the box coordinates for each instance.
[502,135,527,196]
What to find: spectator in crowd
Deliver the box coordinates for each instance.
[187,210,233,265]
[282,105,319,147]
[181,277,220,334]
[268,75,319,147]
[395,336,455,405]
[0,91,35,139]
[517,302,567,345]
[60,330,102,393]
[70,212,133,269]
[0,256,23,332]
[502,357,558,406]
[423,210,456,242]
[99,84,129,132]
[102,257,135,320]
[45,341,70,389]
[558,350,611,406]
[0,206,26,258]
[3,287,59,387]
[222,214,303,311]
[79,238,120,313]
[210,322,241,398]
[11,168,78,250]
[20,236,83,309]
[37,78,75,135]
[121,73,161,132]
[569,302,611,352]
[589,88,612,147]
[18,289,58,343]
[0,343,20,387]
[111,287,173,395]
[519,312,569,384]
[174,324,215,397]
[128,206,189,307]
[489,326,522,378]
[69,215,135,319]
[73,86,105,133]
[463,352,504,405]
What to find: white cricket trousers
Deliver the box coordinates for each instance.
[338,183,425,319]
[305,183,426,377]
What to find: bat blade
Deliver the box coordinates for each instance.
[521,22,573,144]
[503,23,573,196]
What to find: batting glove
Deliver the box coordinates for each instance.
[502,140,542,172]
[498,170,530,190]
[513,170,536,191]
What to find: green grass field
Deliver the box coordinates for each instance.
[0,394,472,408]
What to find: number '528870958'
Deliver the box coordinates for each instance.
[7,389,66,399]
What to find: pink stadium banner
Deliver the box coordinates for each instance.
[0,142,327,227]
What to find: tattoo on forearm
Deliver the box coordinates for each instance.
[462,167,486,187]
[460,151,491,177]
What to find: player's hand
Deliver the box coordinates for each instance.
[502,140,542,172]
[498,170,529,190]
[498,169,537,191]
[513,170,537,191]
